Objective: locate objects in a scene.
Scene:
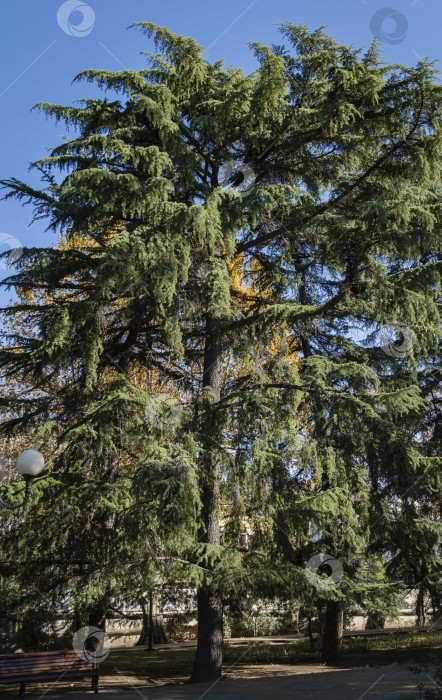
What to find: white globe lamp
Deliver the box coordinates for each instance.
[0,449,45,511]
[16,449,45,477]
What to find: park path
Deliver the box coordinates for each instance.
[44,665,435,699]
[110,624,441,653]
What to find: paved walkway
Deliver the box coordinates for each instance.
[44,665,436,699]
[111,625,441,653]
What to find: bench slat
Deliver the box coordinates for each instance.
[0,671,96,684]
[0,666,92,677]
[0,651,81,659]
[0,658,91,668]
[0,661,91,673]
[0,659,91,666]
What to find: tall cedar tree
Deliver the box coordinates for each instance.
[1,24,441,676]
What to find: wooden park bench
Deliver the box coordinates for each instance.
[0,650,99,697]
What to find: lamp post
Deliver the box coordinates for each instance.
[0,450,45,510]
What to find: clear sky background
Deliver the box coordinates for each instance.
[0,0,440,306]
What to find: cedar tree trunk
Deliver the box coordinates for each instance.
[190,317,224,682]
[322,599,344,662]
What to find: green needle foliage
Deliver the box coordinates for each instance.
[0,22,440,676]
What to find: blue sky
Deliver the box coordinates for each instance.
[0,0,440,305]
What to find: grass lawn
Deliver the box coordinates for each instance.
[101,630,442,680]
